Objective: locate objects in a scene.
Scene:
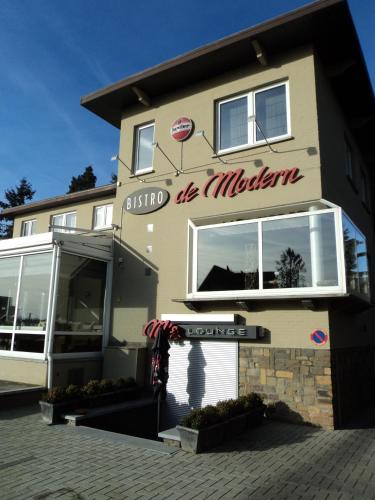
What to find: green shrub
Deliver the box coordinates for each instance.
[42,386,66,404]
[238,393,264,411]
[99,379,114,393]
[115,377,136,389]
[82,379,101,397]
[180,405,221,430]
[216,399,245,419]
[65,384,81,400]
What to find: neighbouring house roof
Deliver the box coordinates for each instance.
[80,0,375,170]
[1,184,116,218]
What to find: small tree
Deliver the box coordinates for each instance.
[0,178,35,239]
[276,247,306,288]
[67,166,96,193]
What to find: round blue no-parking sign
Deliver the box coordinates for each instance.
[310,329,328,346]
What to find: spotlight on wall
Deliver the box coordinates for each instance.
[196,129,228,164]
[195,130,205,137]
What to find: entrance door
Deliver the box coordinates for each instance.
[164,340,238,428]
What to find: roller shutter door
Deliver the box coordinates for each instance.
[163,340,238,428]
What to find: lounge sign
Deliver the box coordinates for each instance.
[182,324,263,340]
[124,187,170,215]
[142,319,264,341]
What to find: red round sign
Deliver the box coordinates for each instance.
[170,117,193,142]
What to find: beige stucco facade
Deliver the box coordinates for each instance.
[111,46,328,349]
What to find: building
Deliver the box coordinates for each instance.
[2,0,375,429]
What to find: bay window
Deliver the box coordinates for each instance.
[217,81,290,153]
[189,208,369,300]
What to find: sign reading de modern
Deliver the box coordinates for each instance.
[175,166,303,204]
[124,187,170,215]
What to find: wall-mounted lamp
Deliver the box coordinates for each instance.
[110,154,144,183]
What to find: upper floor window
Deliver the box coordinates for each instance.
[217,81,290,153]
[21,220,36,237]
[134,123,155,174]
[51,212,76,233]
[360,168,370,207]
[345,139,354,182]
[93,204,113,229]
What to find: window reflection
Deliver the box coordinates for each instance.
[13,334,44,353]
[0,257,20,329]
[0,332,12,350]
[263,217,311,288]
[343,216,369,297]
[55,255,107,333]
[16,253,52,330]
[53,334,102,353]
[197,223,258,291]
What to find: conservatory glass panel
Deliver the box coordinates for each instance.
[0,256,21,329]
[16,253,52,330]
[55,254,106,333]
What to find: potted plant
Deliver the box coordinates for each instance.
[39,386,70,425]
[238,393,266,428]
[216,398,248,439]
[176,405,224,453]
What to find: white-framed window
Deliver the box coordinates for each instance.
[217,81,290,153]
[21,220,36,237]
[134,122,155,174]
[360,168,369,206]
[93,204,113,229]
[0,252,53,359]
[345,139,354,181]
[51,212,76,233]
[187,207,369,301]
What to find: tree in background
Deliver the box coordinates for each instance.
[0,178,35,238]
[67,166,96,193]
[276,247,306,288]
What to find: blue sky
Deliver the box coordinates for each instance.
[0,0,374,202]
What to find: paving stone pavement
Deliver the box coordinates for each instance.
[1,405,375,499]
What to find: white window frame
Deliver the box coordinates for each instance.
[0,250,54,360]
[21,220,36,237]
[93,204,113,230]
[134,122,155,175]
[188,207,348,300]
[217,81,291,154]
[345,139,354,181]
[51,212,77,233]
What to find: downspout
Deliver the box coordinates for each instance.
[46,244,62,388]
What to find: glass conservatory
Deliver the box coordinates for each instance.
[0,232,112,361]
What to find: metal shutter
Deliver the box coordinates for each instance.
[163,340,238,428]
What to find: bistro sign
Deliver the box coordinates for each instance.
[124,187,170,215]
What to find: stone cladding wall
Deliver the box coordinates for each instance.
[239,345,334,429]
